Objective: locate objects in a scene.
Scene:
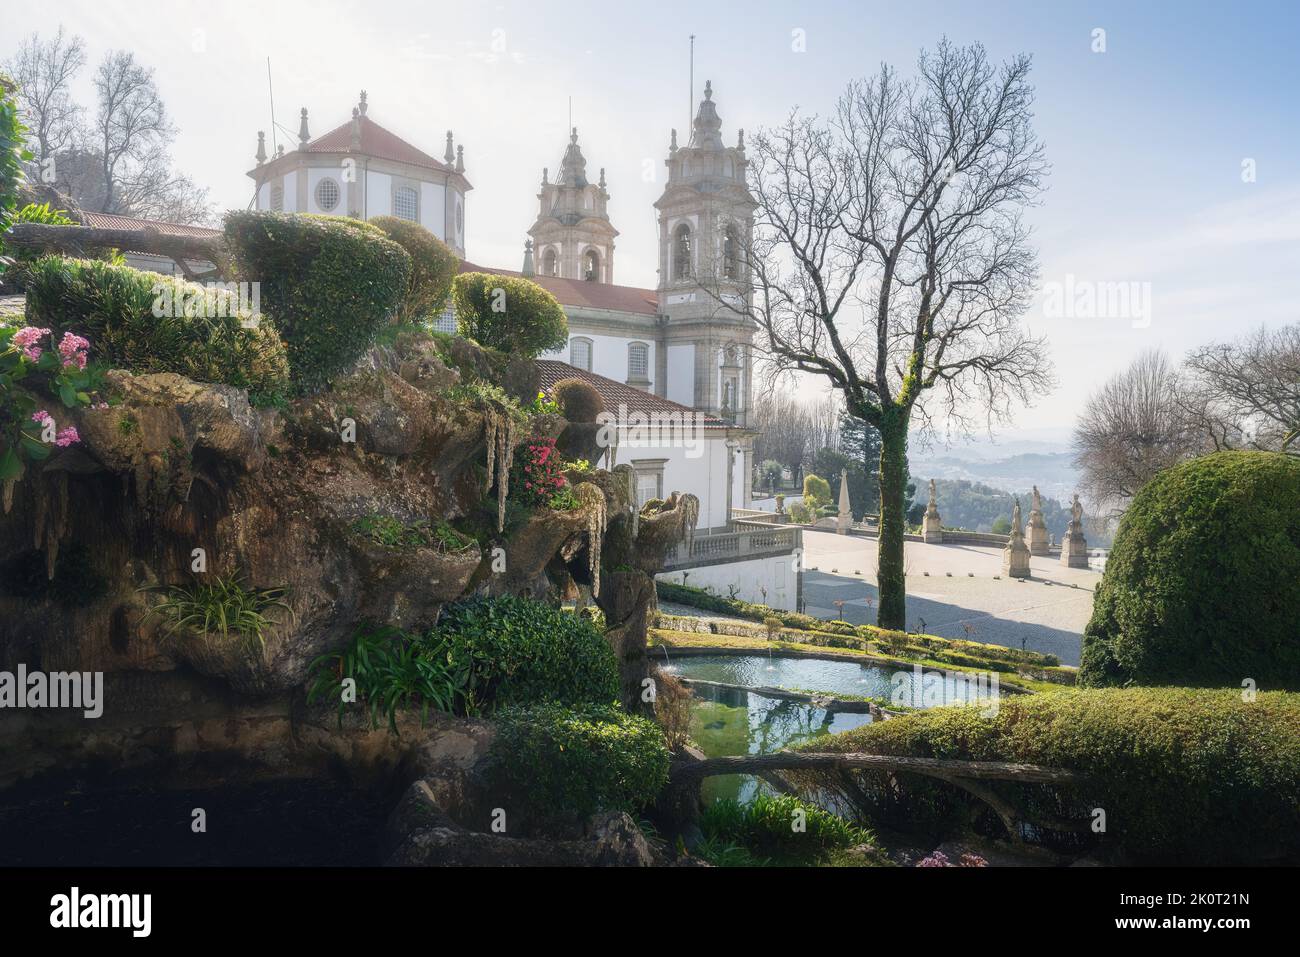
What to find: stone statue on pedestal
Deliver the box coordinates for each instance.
[1060,492,1089,568]
[1002,496,1031,578]
[1026,484,1050,556]
[922,477,944,543]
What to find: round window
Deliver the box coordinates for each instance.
[315,178,340,212]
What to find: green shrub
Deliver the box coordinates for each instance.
[1080,451,1300,689]
[350,513,475,552]
[369,216,458,325]
[550,377,604,422]
[142,573,292,653]
[490,703,669,830]
[699,794,874,866]
[23,256,290,401]
[0,74,26,254]
[794,686,1300,863]
[436,594,619,710]
[224,211,410,392]
[803,473,832,507]
[452,271,567,357]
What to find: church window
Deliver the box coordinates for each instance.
[673,223,692,280]
[315,177,340,212]
[433,302,457,335]
[631,460,666,507]
[723,225,739,279]
[584,249,600,282]
[270,184,283,212]
[455,200,464,236]
[570,337,593,371]
[543,248,558,277]
[394,185,419,222]
[627,342,649,381]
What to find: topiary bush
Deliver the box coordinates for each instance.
[452,271,567,357]
[435,594,619,711]
[790,686,1300,863]
[23,255,290,401]
[224,211,410,392]
[489,703,670,831]
[1079,450,1300,689]
[369,216,458,325]
[0,73,27,261]
[550,377,604,423]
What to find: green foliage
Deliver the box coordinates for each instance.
[550,377,604,423]
[369,216,458,325]
[350,513,475,552]
[0,73,30,264]
[436,595,619,710]
[452,271,567,357]
[3,202,77,288]
[798,686,1300,862]
[490,703,670,831]
[525,389,560,415]
[224,211,411,392]
[758,458,784,492]
[1080,451,1300,689]
[990,515,1011,535]
[307,624,467,732]
[143,573,292,652]
[923,477,1073,537]
[810,447,876,519]
[698,794,874,866]
[803,473,832,507]
[22,256,290,401]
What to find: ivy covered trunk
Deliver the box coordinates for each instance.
[876,413,909,631]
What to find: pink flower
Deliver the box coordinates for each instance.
[31,409,51,424]
[55,427,80,448]
[13,326,51,363]
[57,331,90,369]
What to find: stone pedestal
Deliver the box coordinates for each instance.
[1002,499,1031,578]
[1026,485,1049,555]
[1060,492,1089,568]
[921,478,943,544]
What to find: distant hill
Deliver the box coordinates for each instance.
[917,477,1080,542]
[910,451,1080,504]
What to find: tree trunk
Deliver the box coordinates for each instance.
[876,412,909,630]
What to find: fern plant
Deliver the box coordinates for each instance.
[143,573,292,652]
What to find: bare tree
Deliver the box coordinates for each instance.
[1073,350,1198,512]
[1182,323,1300,454]
[3,27,86,175]
[751,388,814,481]
[725,42,1052,628]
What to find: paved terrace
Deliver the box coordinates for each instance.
[801,530,1100,666]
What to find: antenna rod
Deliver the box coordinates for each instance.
[266,57,279,154]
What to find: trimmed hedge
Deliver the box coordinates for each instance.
[23,256,290,401]
[490,703,670,831]
[794,687,1300,862]
[452,271,567,357]
[1080,451,1300,689]
[435,594,619,710]
[370,216,458,325]
[224,211,410,392]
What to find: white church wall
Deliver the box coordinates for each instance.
[420,181,447,240]
[282,171,298,212]
[613,429,730,530]
[656,553,800,611]
[666,343,695,406]
[366,171,392,218]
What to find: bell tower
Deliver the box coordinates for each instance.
[653,80,756,427]
[528,128,618,283]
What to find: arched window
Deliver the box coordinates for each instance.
[673,223,692,280]
[583,249,600,282]
[543,248,558,277]
[723,225,739,280]
[570,337,593,371]
[627,342,649,382]
[394,185,419,222]
[269,184,284,212]
[315,177,340,212]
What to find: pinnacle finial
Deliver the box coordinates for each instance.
[444,130,454,165]
[704,79,713,100]
[542,166,549,185]
[455,144,464,173]
[298,107,310,150]
[571,126,578,143]
[670,128,678,151]
[599,167,606,188]
[255,130,267,165]
[358,90,368,115]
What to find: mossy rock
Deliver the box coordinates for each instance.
[1079,450,1300,689]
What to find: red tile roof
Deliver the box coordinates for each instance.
[460,260,659,316]
[536,359,729,429]
[80,211,221,240]
[308,115,461,179]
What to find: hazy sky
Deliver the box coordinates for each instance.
[5,0,1298,439]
